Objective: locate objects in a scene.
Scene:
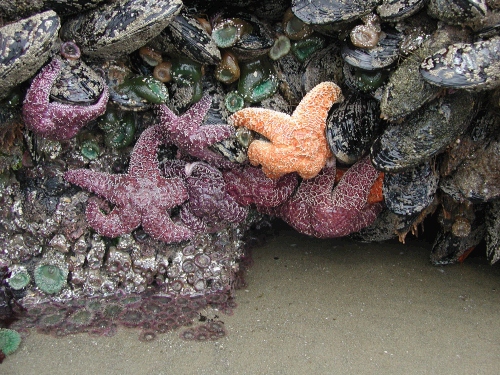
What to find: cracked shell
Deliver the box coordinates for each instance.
[50,59,106,105]
[60,0,183,59]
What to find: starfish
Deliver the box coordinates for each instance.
[64,125,193,243]
[179,161,248,233]
[276,156,383,238]
[22,58,109,140]
[222,164,299,209]
[228,81,342,179]
[157,96,236,168]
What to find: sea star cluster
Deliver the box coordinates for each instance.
[62,81,381,243]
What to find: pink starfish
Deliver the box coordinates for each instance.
[179,162,248,233]
[276,156,383,238]
[23,58,109,140]
[222,165,299,209]
[64,125,193,243]
[157,96,235,168]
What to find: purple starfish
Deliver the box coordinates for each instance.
[156,96,235,168]
[179,161,248,233]
[222,165,299,210]
[64,125,193,244]
[276,156,383,238]
[23,58,109,140]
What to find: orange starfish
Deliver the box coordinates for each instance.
[228,81,342,179]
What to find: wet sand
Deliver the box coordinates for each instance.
[3,227,500,375]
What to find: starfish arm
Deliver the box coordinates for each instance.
[331,156,379,211]
[163,159,187,178]
[292,81,342,129]
[294,147,331,179]
[142,208,193,243]
[252,170,299,207]
[64,169,130,206]
[128,125,165,176]
[218,196,249,223]
[189,124,234,151]
[86,197,141,237]
[247,140,296,179]
[180,95,212,128]
[152,177,189,213]
[156,103,179,130]
[223,165,299,207]
[22,59,60,135]
[314,203,383,238]
[180,204,208,233]
[48,83,109,140]
[229,108,291,142]
[277,162,337,235]
[222,167,254,206]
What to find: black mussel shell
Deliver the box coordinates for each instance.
[291,0,381,25]
[252,0,290,21]
[486,200,500,264]
[420,37,500,91]
[158,15,221,65]
[50,59,105,105]
[427,0,488,26]
[210,127,254,164]
[377,0,428,22]
[431,213,486,265]
[301,44,345,93]
[371,91,477,173]
[60,0,183,58]
[44,0,109,16]
[229,14,275,62]
[383,162,439,216]
[341,27,402,71]
[326,93,380,165]
[0,11,60,100]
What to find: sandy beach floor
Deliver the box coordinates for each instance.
[3,227,500,375]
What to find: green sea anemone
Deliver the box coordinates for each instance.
[7,269,30,290]
[225,91,245,113]
[0,329,21,355]
[34,263,67,294]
